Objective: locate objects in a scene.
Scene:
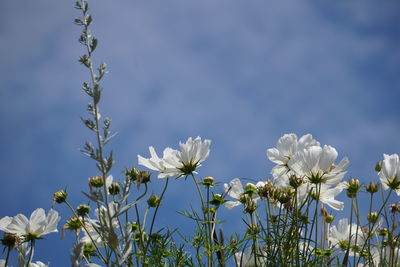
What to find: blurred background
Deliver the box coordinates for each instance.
[0,0,399,265]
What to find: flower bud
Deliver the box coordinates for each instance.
[88,175,104,188]
[76,204,90,217]
[147,194,160,207]
[202,176,215,187]
[209,194,224,206]
[246,223,260,236]
[125,167,139,182]
[347,178,361,194]
[245,183,257,196]
[289,175,303,189]
[108,182,120,195]
[366,182,379,194]
[379,228,388,238]
[324,214,335,224]
[67,216,82,231]
[375,161,383,172]
[367,212,379,223]
[83,243,97,258]
[244,200,257,214]
[1,232,19,248]
[137,171,151,184]
[239,194,250,204]
[53,189,68,204]
[131,221,139,232]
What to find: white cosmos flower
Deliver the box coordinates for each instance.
[29,262,48,267]
[329,218,365,254]
[2,208,60,241]
[267,133,320,185]
[297,183,344,210]
[223,178,260,210]
[138,137,211,178]
[379,153,400,195]
[234,248,266,267]
[288,145,349,186]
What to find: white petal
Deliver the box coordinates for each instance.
[44,209,60,234]
[224,201,241,210]
[29,208,46,234]
[319,145,338,171]
[0,216,12,232]
[7,213,29,235]
[226,178,244,199]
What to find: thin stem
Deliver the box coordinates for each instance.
[143,177,170,260]
[4,245,11,267]
[25,240,35,267]
[65,200,108,264]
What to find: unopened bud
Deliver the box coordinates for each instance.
[367,212,379,223]
[131,221,139,232]
[209,194,224,206]
[137,171,151,184]
[246,223,260,236]
[53,189,68,203]
[125,168,139,182]
[375,161,383,172]
[108,182,120,195]
[366,182,379,194]
[202,176,215,187]
[347,178,361,194]
[67,216,82,231]
[76,204,90,217]
[244,200,257,214]
[147,194,160,207]
[289,175,303,188]
[89,175,104,188]
[325,214,335,224]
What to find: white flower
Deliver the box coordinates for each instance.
[81,203,119,246]
[223,178,260,210]
[29,262,48,267]
[138,146,180,178]
[0,216,12,232]
[288,145,349,186]
[297,183,344,210]
[2,209,60,241]
[234,249,266,267]
[329,218,365,254]
[138,137,211,178]
[267,133,320,184]
[379,153,400,195]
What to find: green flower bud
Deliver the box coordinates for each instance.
[130,221,139,232]
[83,242,97,259]
[209,193,225,206]
[202,176,215,187]
[325,214,335,224]
[108,182,120,195]
[246,223,259,236]
[76,204,90,217]
[53,189,68,204]
[367,212,379,223]
[366,182,379,194]
[375,161,383,172]
[125,167,139,182]
[67,216,82,231]
[245,183,257,195]
[147,194,160,208]
[137,170,151,184]
[88,175,104,188]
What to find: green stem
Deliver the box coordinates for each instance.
[4,245,11,267]
[26,240,35,267]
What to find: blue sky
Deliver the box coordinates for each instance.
[0,0,400,265]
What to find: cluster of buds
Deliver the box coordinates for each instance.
[258,180,280,205]
[125,168,151,187]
